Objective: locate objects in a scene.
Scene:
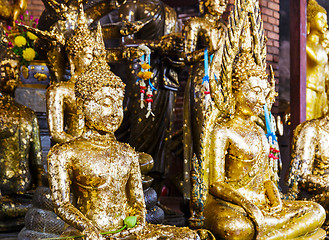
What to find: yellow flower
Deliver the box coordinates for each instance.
[22,48,36,61]
[14,36,27,47]
[27,32,38,40]
[137,71,144,78]
[143,71,153,79]
[141,63,151,70]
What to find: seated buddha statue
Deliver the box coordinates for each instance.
[46,18,200,240]
[0,48,44,231]
[306,0,329,120]
[288,83,329,231]
[194,52,326,240]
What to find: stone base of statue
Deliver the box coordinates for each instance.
[18,187,65,240]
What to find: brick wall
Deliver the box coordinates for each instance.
[26,0,44,19]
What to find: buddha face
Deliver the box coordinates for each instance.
[310,12,328,35]
[235,76,267,116]
[205,0,228,16]
[0,59,20,94]
[71,46,93,73]
[83,86,124,133]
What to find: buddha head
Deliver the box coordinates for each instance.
[65,6,94,75]
[307,0,328,35]
[0,49,20,96]
[232,52,267,116]
[200,0,228,16]
[75,60,126,133]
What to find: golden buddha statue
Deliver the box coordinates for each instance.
[306,0,328,120]
[288,81,329,232]
[189,0,326,239]
[182,0,227,199]
[46,8,93,144]
[0,47,44,231]
[47,30,199,240]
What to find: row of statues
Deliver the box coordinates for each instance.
[1,0,329,239]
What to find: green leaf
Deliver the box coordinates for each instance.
[124,216,137,228]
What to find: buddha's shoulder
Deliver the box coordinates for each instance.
[48,139,83,154]
[213,118,232,131]
[296,118,322,136]
[47,82,74,95]
[116,141,138,158]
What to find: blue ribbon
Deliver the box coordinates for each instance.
[149,79,157,91]
[263,104,277,143]
[204,48,209,81]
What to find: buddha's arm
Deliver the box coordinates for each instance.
[29,112,44,187]
[306,42,320,64]
[46,85,74,144]
[48,145,102,238]
[126,153,146,225]
[183,19,204,64]
[295,125,328,192]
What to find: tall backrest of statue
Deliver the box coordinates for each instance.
[306,0,329,120]
[0,46,44,231]
[182,0,228,201]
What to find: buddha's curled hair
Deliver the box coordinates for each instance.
[75,59,125,101]
[231,52,267,93]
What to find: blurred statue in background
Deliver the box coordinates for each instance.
[288,87,329,232]
[47,24,200,239]
[182,0,228,200]
[0,0,26,25]
[0,46,44,231]
[189,0,326,239]
[306,0,328,120]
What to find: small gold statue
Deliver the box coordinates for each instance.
[306,0,329,120]
[47,25,199,240]
[0,47,44,231]
[189,0,327,239]
[182,0,228,199]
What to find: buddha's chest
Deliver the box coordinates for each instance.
[72,148,131,189]
[225,129,268,180]
[315,129,329,166]
[199,26,222,50]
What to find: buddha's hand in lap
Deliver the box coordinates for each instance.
[83,226,104,240]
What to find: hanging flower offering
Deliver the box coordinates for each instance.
[136,54,156,117]
[6,11,40,66]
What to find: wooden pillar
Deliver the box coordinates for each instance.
[290,0,307,132]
